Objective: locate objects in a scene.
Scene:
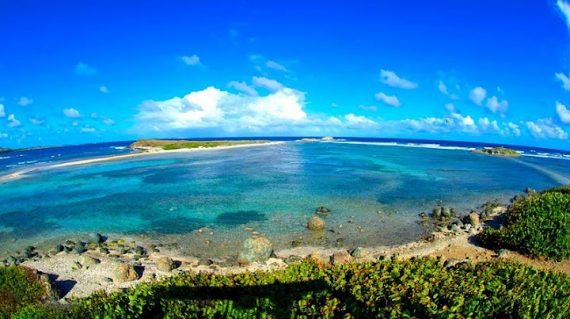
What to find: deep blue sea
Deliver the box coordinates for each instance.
[1,137,569,257]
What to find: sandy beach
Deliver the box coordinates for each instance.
[0,141,285,183]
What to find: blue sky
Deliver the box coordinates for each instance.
[1,1,570,150]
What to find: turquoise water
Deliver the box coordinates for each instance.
[1,141,569,257]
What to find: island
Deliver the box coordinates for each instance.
[472,146,521,157]
[0,148,11,153]
[129,139,271,151]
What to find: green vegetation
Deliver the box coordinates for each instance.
[478,189,570,261]
[472,146,520,157]
[0,266,47,319]
[8,259,570,318]
[129,139,270,151]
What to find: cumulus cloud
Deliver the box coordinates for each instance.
[478,117,501,133]
[469,86,487,105]
[556,101,570,123]
[555,72,570,91]
[134,86,379,134]
[486,96,508,114]
[75,62,97,76]
[99,86,109,93]
[380,69,418,89]
[399,112,477,134]
[438,81,459,100]
[375,92,401,107]
[252,76,284,91]
[266,60,288,72]
[526,118,568,139]
[63,108,81,118]
[181,54,201,66]
[358,105,377,112]
[0,104,5,118]
[7,114,21,128]
[557,0,570,29]
[507,122,521,136]
[18,96,33,106]
[228,81,258,96]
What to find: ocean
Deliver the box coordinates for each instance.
[1,137,569,257]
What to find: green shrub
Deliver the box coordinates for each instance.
[0,266,46,319]
[541,185,570,195]
[40,258,567,319]
[478,190,570,261]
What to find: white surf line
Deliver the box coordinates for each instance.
[509,157,570,185]
[0,141,285,183]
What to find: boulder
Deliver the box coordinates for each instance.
[89,233,103,243]
[332,250,353,265]
[307,216,325,231]
[442,207,451,218]
[82,255,99,267]
[37,273,61,302]
[308,252,330,266]
[350,247,368,259]
[432,206,442,219]
[315,206,331,216]
[467,211,480,226]
[237,236,273,265]
[156,257,176,272]
[113,263,139,283]
[74,243,86,255]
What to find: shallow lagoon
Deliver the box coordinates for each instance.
[1,141,569,257]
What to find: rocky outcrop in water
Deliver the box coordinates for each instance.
[307,216,326,231]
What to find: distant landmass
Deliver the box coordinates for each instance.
[0,148,11,153]
[129,139,270,151]
[472,146,521,157]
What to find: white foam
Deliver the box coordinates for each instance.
[335,141,475,151]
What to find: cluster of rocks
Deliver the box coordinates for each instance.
[419,205,486,235]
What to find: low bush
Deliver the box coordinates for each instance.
[478,189,570,261]
[0,266,46,319]
[20,258,569,319]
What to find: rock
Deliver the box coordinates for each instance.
[102,277,113,283]
[450,218,464,227]
[449,224,460,232]
[467,211,480,226]
[7,256,17,266]
[156,257,176,272]
[51,244,64,254]
[89,233,103,243]
[332,250,353,265]
[350,247,368,259]
[99,247,110,255]
[433,206,442,219]
[308,252,330,266]
[444,258,469,268]
[315,206,331,216]
[74,243,86,255]
[464,224,472,231]
[307,216,325,231]
[37,273,61,301]
[291,239,302,248]
[285,255,303,264]
[497,249,507,258]
[449,208,457,217]
[237,236,273,265]
[442,207,451,218]
[82,255,99,267]
[113,263,139,283]
[418,212,428,219]
[134,246,146,256]
[70,261,82,271]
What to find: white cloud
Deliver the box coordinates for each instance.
[99,86,109,93]
[375,92,401,107]
[7,114,21,128]
[103,118,115,126]
[486,96,508,114]
[75,62,97,75]
[134,85,379,134]
[380,69,418,89]
[228,81,258,96]
[81,127,96,133]
[252,76,284,91]
[556,101,570,123]
[478,117,501,133]
[29,117,44,125]
[266,60,288,72]
[18,96,33,106]
[555,72,570,91]
[526,118,568,139]
[0,104,5,118]
[181,54,201,66]
[469,86,487,105]
[400,112,477,134]
[445,103,456,113]
[358,105,377,112]
[438,80,449,95]
[507,122,521,136]
[557,0,570,30]
[63,108,81,118]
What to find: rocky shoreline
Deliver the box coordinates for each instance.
[5,196,565,302]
